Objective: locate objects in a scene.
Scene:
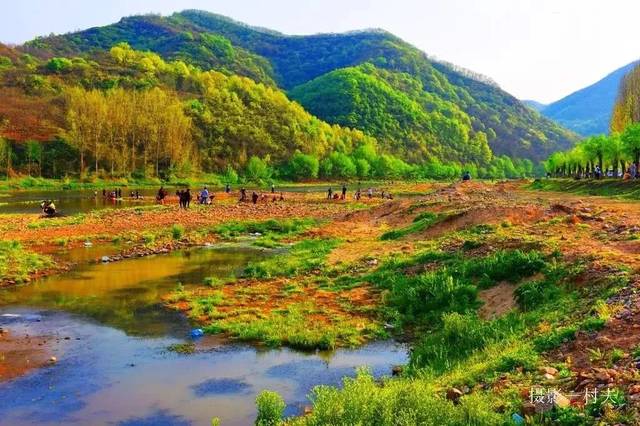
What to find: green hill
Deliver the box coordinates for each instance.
[18,10,577,163]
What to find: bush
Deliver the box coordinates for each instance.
[255,390,285,426]
[386,270,479,326]
[171,224,185,240]
[46,57,73,73]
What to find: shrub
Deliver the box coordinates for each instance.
[255,390,285,426]
[171,224,185,240]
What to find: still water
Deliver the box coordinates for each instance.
[0,246,407,425]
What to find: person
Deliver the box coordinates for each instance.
[102,189,107,198]
[251,191,259,204]
[240,188,247,202]
[327,187,333,200]
[93,190,98,198]
[271,184,275,194]
[462,171,471,181]
[594,165,601,180]
[41,200,56,217]
[279,192,285,201]
[157,186,166,204]
[367,188,373,199]
[631,163,637,179]
[355,189,361,200]
[200,186,209,204]
[381,190,385,199]
[135,190,140,199]
[341,184,347,200]
[225,183,231,193]
[185,189,192,208]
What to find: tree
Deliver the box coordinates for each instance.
[246,156,270,183]
[604,134,624,175]
[622,123,640,169]
[287,152,319,181]
[25,140,42,177]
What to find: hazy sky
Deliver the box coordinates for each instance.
[1,0,639,103]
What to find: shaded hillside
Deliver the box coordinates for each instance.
[18,10,577,163]
[542,60,639,136]
[523,100,547,111]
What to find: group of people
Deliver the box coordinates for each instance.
[328,184,393,200]
[102,188,123,199]
[238,187,285,204]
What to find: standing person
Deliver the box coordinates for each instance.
[327,187,333,200]
[367,188,373,199]
[631,163,637,179]
[177,190,184,208]
[271,184,275,194]
[240,188,247,202]
[225,183,231,193]
[185,189,192,208]
[341,184,347,200]
[251,191,259,204]
[355,189,361,200]
[200,186,209,204]
[102,189,106,198]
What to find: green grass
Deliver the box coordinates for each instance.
[244,238,339,279]
[213,218,319,248]
[380,211,442,240]
[530,178,640,200]
[0,240,53,283]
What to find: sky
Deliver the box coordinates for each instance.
[1,0,639,104]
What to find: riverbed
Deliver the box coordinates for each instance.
[0,245,407,425]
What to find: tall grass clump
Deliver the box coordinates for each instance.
[256,390,286,426]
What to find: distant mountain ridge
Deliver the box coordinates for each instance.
[539,60,640,136]
[14,10,577,162]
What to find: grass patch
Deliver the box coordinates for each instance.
[0,240,52,283]
[380,212,441,240]
[244,238,339,279]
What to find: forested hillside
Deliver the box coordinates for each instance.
[0,10,578,181]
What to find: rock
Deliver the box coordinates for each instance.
[539,366,558,376]
[391,365,403,376]
[101,256,110,263]
[595,370,611,382]
[303,406,313,415]
[543,373,555,381]
[446,388,464,403]
[48,356,57,365]
[551,391,571,408]
[629,385,640,395]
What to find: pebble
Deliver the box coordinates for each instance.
[48,356,57,365]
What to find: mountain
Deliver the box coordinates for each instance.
[523,100,547,112]
[17,10,577,163]
[541,60,639,136]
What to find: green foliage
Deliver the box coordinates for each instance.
[0,240,52,283]
[380,212,440,240]
[245,156,271,184]
[255,390,285,426]
[171,224,185,240]
[245,238,338,279]
[45,57,73,73]
[285,152,319,180]
[514,279,561,311]
[286,369,507,426]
